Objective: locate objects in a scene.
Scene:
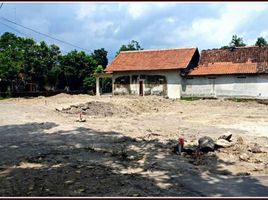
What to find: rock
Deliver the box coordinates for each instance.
[64,180,74,185]
[215,139,234,148]
[253,166,262,171]
[76,118,86,122]
[198,136,215,152]
[218,133,232,142]
[236,172,250,176]
[239,153,250,161]
[249,143,262,153]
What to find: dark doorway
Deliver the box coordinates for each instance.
[139,80,143,96]
[101,77,112,94]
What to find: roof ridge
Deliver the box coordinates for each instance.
[203,45,268,51]
[120,47,197,53]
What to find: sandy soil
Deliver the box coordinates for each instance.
[0,94,268,196]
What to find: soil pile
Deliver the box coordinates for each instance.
[58,101,134,117]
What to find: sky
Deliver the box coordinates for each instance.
[0,2,268,62]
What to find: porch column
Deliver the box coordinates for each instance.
[96,76,100,96]
[112,77,114,96]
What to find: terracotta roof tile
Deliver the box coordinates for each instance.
[105,48,197,72]
[188,62,257,76]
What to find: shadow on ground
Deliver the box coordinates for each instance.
[0,122,268,197]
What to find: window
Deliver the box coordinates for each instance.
[132,75,138,84]
[140,75,146,80]
[114,76,130,84]
[237,76,246,79]
[208,77,216,79]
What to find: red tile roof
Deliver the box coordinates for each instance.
[189,46,268,76]
[188,62,257,76]
[105,48,197,72]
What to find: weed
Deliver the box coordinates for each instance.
[181,96,202,101]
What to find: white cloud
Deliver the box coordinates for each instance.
[76,3,97,20]
[124,3,176,20]
[84,20,115,36]
[170,3,268,49]
[76,3,116,20]
[124,3,151,20]
[4,2,268,60]
[166,17,176,24]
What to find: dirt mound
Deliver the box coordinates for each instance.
[59,101,134,117]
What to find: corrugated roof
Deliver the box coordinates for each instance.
[105,48,197,72]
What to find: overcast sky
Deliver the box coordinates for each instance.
[0,2,268,62]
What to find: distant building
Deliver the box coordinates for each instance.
[184,46,268,98]
[97,48,199,98]
[97,46,268,99]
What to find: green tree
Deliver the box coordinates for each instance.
[0,32,24,87]
[91,48,108,68]
[59,50,97,90]
[255,37,268,47]
[229,35,246,47]
[46,66,61,90]
[0,32,110,95]
[116,40,143,56]
[220,35,246,49]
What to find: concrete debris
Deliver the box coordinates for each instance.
[215,139,234,148]
[198,136,215,153]
[218,133,232,142]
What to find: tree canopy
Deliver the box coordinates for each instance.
[255,37,268,47]
[0,32,108,96]
[229,35,246,47]
[220,35,247,49]
[116,40,143,56]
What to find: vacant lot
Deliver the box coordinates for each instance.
[1,94,268,197]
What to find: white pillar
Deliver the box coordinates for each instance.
[112,77,114,96]
[96,77,100,96]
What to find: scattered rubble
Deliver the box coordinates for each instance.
[1,94,268,196]
[172,133,268,177]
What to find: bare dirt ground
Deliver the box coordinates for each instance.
[0,94,268,197]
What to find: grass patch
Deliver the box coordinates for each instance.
[227,98,255,103]
[180,96,203,101]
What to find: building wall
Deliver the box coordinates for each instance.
[181,74,268,98]
[112,70,182,98]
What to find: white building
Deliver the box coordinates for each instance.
[183,46,268,99]
[96,46,268,99]
[97,48,200,99]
